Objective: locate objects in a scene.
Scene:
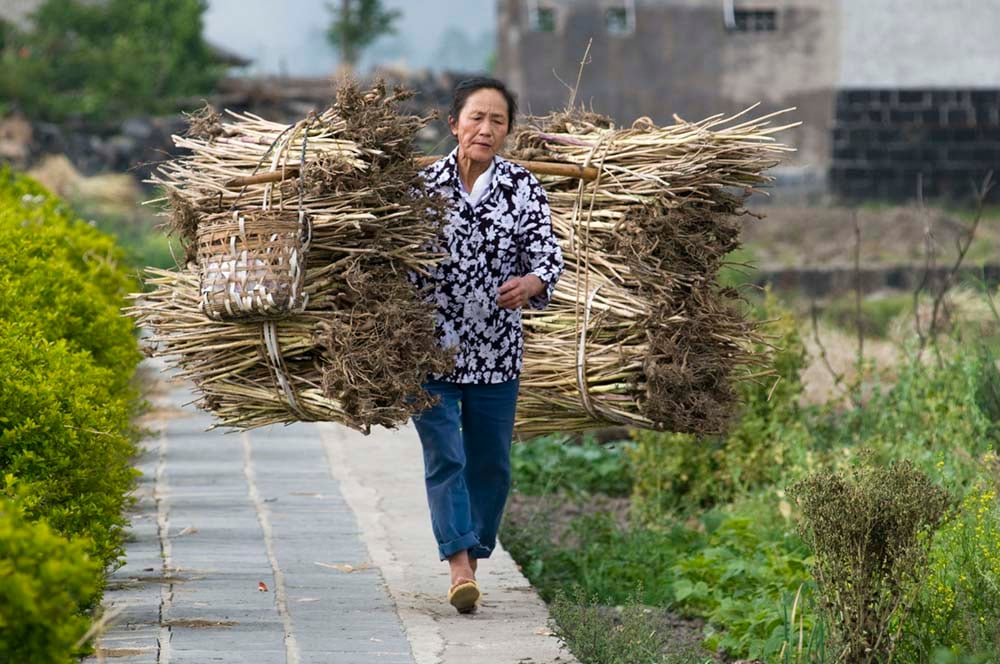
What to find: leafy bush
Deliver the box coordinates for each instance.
[502,498,815,661]
[629,293,811,520]
[511,434,633,497]
[680,506,814,660]
[0,318,138,569]
[0,498,100,664]
[0,169,141,658]
[900,487,1000,661]
[0,167,141,386]
[0,0,225,122]
[835,348,1000,494]
[791,457,951,663]
[507,257,1000,661]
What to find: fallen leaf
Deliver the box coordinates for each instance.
[175,526,198,537]
[295,597,320,603]
[258,581,269,592]
[314,561,371,573]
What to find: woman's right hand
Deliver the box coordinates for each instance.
[497,275,544,310]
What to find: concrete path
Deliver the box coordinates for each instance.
[87,366,574,664]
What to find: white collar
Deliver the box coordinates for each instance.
[450,147,495,206]
[467,161,495,206]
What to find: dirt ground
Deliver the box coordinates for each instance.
[741,205,999,269]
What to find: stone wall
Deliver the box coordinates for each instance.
[829,89,1000,202]
[756,263,1000,298]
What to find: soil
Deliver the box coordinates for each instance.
[504,491,631,550]
[742,205,999,269]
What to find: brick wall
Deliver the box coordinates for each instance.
[830,89,1000,202]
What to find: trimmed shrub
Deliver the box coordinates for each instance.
[0,498,100,664]
[0,167,141,387]
[0,169,142,658]
[0,318,137,569]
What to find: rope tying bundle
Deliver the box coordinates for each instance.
[572,137,612,421]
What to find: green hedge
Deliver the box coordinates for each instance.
[0,167,142,658]
[0,317,138,567]
[0,498,101,664]
[0,169,140,385]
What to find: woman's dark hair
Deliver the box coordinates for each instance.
[448,77,518,131]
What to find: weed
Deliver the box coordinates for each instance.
[791,456,950,663]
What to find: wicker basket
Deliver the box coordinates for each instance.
[196,209,308,321]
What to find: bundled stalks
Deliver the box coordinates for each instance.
[511,106,797,436]
[130,82,453,432]
[131,78,795,437]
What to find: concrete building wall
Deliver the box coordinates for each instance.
[839,0,1000,89]
[497,0,839,188]
[718,0,838,190]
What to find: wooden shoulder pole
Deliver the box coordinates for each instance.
[224,156,598,188]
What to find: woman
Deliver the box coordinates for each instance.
[412,77,564,613]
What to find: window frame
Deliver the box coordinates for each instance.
[604,2,636,37]
[528,2,557,33]
[732,8,779,33]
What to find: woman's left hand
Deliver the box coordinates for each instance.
[497,275,545,310]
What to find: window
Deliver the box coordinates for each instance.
[733,9,777,32]
[605,6,635,36]
[530,5,556,32]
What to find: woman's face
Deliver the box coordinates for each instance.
[449,88,510,165]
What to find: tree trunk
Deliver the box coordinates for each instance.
[340,0,355,69]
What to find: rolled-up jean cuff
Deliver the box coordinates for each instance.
[469,544,494,560]
[438,531,481,561]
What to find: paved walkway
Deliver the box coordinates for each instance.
[87,365,573,664]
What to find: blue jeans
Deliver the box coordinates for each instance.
[412,378,519,561]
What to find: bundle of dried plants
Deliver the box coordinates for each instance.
[130,81,795,437]
[509,107,796,436]
[130,82,452,432]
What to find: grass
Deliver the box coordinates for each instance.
[71,197,180,276]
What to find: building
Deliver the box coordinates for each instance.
[497,0,1000,202]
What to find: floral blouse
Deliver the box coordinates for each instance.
[413,149,564,384]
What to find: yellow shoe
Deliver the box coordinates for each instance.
[447,578,480,614]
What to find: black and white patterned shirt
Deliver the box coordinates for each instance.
[414,149,564,384]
